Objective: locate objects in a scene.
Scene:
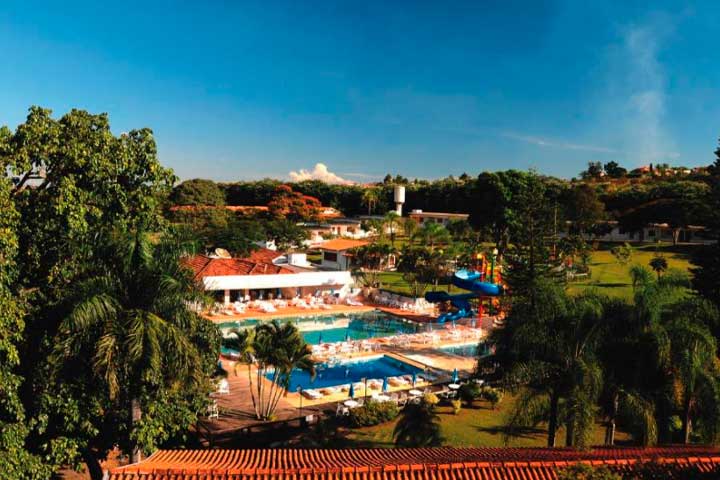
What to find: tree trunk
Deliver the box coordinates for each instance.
[81,448,104,480]
[130,398,143,463]
[605,392,619,446]
[547,392,559,447]
[681,394,692,444]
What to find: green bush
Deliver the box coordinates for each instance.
[557,464,620,480]
[348,400,400,427]
[480,386,503,409]
[458,383,481,405]
[423,392,440,407]
[451,399,462,415]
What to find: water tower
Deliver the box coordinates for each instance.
[393,185,405,216]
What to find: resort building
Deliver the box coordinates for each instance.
[408,210,469,226]
[317,239,369,271]
[560,221,716,245]
[184,248,353,305]
[301,218,369,245]
[109,446,720,480]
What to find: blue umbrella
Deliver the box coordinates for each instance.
[318,332,323,344]
[412,372,417,386]
[452,368,459,383]
[382,377,389,392]
[345,329,350,342]
[349,382,355,398]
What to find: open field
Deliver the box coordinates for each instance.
[568,243,696,299]
[343,394,630,448]
[379,243,696,300]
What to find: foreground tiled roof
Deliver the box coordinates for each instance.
[246,248,285,264]
[183,255,294,278]
[109,446,720,480]
[318,239,369,251]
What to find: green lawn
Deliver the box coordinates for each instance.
[342,395,629,448]
[568,243,695,299]
[378,243,696,300]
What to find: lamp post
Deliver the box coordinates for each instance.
[297,386,303,426]
[490,248,498,283]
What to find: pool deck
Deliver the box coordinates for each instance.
[205,303,376,323]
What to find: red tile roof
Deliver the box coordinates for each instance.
[109,446,720,480]
[183,255,294,278]
[318,239,369,251]
[246,248,285,264]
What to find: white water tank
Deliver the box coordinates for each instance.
[393,185,405,216]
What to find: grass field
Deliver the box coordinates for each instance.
[343,395,629,448]
[567,243,695,299]
[378,243,696,300]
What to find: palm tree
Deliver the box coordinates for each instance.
[488,282,606,447]
[384,211,400,247]
[361,188,380,215]
[236,320,315,420]
[649,255,669,278]
[401,217,418,242]
[412,222,451,251]
[57,229,211,464]
[394,400,442,447]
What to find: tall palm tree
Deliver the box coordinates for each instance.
[233,320,314,420]
[394,400,442,447]
[384,211,400,247]
[56,229,212,463]
[412,222,451,251]
[361,188,380,215]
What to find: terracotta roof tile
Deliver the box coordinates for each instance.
[110,446,720,480]
[318,239,370,251]
[182,255,294,279]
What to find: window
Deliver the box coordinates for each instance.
[324,251,338,262]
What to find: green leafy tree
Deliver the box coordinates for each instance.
[393,400,442,447]
[54,229,219,472]
[265,218,309,251]
[351,242,395,288]
[0,148,49,479]
[558,464,621,480]
[603,161,627,179]
[563,184,606,235]
[170,179,226,206]
[397,246,445,298]
[383,211,400,247]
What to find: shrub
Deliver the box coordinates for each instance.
[557,464,620,480]
[480,386,503,409]
[423,392,439,407]
[458,383,481,406]
[451,399,462,415]
[348,400,399,427]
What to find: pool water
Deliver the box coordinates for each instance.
[269,355,423,391]
[440,342,488,358]
[219,310,422,346]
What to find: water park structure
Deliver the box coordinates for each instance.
[425,252,504,323]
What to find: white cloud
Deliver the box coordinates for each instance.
[501,132,620,154]
[288,163,354,184]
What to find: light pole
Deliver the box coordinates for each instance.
[296,386,303,426]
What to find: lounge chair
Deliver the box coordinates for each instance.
[217,379,230,394]
[302,389,324,400]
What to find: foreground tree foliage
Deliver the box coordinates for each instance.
[394,400,443,447]
[53,229,219,474]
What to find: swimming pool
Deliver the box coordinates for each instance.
[439,342,488,358]
[219,310,423,346]
[268,354,423,391]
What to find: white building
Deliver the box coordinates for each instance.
[317,239,369,271]
[559,221,715,245]
[183,249,354,306]
[408,210,469,226]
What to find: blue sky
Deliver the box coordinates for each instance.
[2,1,720,182]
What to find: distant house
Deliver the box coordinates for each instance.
[317,239,369,271]
[408,210,469,226]
[559,221,715,245]
[183,248,353,305]
[301,218,369,245]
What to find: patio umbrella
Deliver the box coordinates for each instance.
[349,382,355,398]
[452,368,459,383]
[318,332,323,344]
[382,377,389,392]
[412,372,417,386]
[345,329,351,342]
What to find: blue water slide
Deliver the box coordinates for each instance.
[424,269,503,323]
